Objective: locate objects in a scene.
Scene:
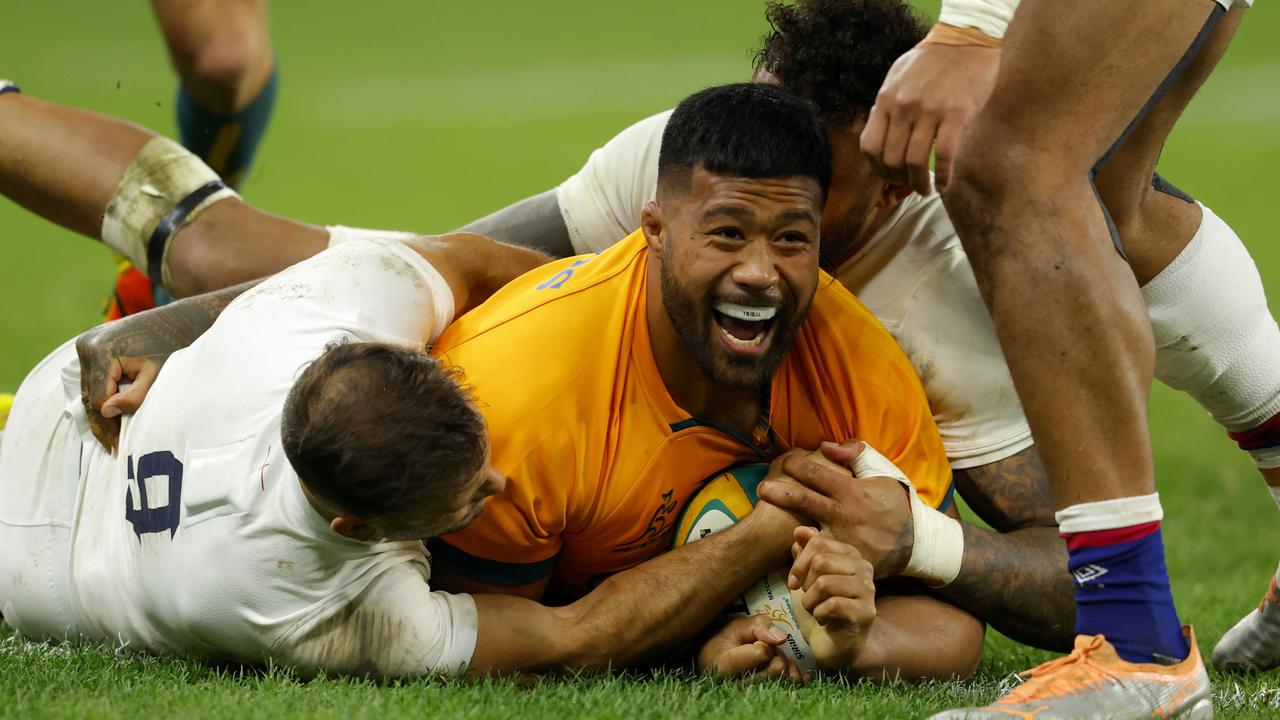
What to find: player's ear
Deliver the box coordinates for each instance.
[876,181,913,211]
[331,513,375,542]
[641,200,666,255]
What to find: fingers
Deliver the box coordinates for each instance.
[933,115,967,194]
[746,646,806,685]
[758,478,830,526]
[877,113,915,186]
[779,452,848,496]
[789,533,869,594]
[810,595,876,633]
[903,116,939,196]
[720,614,787,647]
[83,409,120,454]
[101,357,160,418]
[803,576,874,621]
[712,640,775,678]
[818,440,864,469]
[860,102,892,180]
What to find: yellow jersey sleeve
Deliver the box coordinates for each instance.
[774,276,954,509]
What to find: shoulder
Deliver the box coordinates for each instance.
[556,111,672,253]
[435,232,648,353]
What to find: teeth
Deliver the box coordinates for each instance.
[719,326,767,349]
[714,302,777,321]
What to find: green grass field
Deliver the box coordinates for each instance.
[2,1,1279,717]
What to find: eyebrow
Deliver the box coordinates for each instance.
[701,205,755,223]
[700,206,817,226]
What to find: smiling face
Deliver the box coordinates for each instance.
[647,165,823,391]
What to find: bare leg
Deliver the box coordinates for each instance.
[1095,8,1243,286]
[0,95,150,240]
[933,6,1229,715]
[945,0,1219,513]
[0,93,326,297]
[151,0,274,115]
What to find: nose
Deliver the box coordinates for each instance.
[730,239,780,292]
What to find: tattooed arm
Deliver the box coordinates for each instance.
[944,445,1074,652]
[76,280,257,449]
[758,443,1074,653]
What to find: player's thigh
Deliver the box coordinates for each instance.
[0,339,85,639]
[1094,5,1243,228]
[966,0,1221,181]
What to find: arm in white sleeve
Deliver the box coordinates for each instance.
[226,238,456,348]
[939,0,1021,39]
[555,110,670,254]
[278,563,478,678]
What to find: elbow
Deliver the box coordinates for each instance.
[534,604,616,673]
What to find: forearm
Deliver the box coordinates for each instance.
[417,232,552,315]
[849,593,985,681]
[939,524,1073,651]
[554,512,793,670]
[77,280,257,363]
[945,447,1073,650]
[457,190,576,259]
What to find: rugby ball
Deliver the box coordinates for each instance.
[674,463,818,673]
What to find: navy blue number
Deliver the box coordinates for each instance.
[125,451,184,539]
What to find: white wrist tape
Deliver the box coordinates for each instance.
[850,445,964,587]
[101,136,238,288]
[939,0,1020,40]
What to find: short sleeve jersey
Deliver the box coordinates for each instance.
[430,231,952,596]
[68,238,478,676]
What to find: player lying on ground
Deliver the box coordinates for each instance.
[4,0,1276,666]
[460,0,1280,668]
[862,0,1270,716]
[0,3,1052,652]
[1,224,910,681]
[63,83,985,680]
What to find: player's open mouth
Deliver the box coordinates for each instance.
[712,301,777,357]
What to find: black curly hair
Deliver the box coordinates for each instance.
[756,0,928,128]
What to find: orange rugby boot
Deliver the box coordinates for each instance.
[929,628,1212,720]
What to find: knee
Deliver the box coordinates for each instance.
[174,29,268,100]
[944,125,1092,268]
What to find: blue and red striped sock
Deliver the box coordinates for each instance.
[1058,494,1189,664]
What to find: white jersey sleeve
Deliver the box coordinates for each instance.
[845,193,1033,470]
[555,110,670,253]
[279,563,478,677]
[62,238,467,673]
[231,235,456,348]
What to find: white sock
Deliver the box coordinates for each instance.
[1271,485,1280,511]
[1055,493,1164,533]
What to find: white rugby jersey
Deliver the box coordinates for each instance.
[556,110,1032,469]
[67,238,478,676]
